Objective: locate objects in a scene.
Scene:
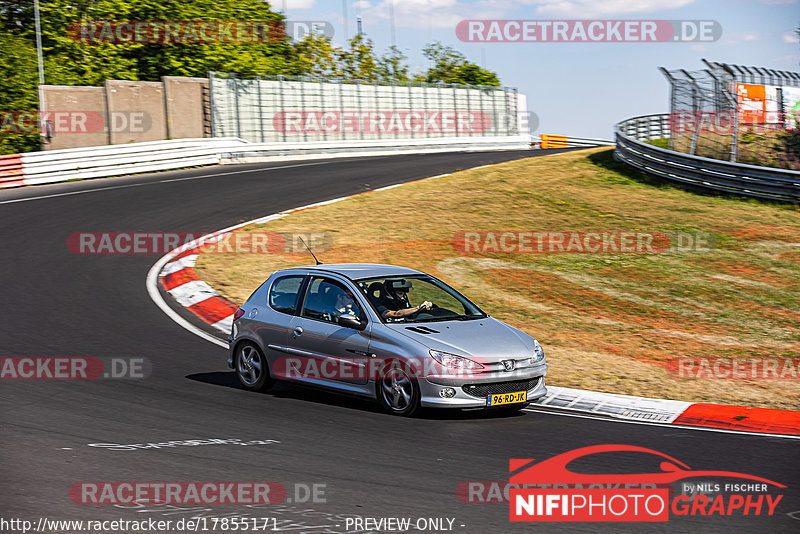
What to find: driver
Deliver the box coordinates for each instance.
[377,279,432,320]
[334,289,358,317]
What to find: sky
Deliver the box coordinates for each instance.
[278,0,800,139]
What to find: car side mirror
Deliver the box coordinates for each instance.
[338,313,367,330]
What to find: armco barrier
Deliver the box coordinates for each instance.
[0,135,530,189]
[0,153,24,188]
[219,136,530,163]
[19,138,247,186]
[615,114,800,203]
[536,134,614,149]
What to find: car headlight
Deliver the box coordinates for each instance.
[530,339,545,364]
[429,350,484,370]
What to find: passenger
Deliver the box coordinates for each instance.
[377,279,432,320]
[334,289,358,318]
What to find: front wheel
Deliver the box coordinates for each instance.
[377,362,420,416]
[235,342,274,392]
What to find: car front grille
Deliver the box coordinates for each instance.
[462,378,541,398]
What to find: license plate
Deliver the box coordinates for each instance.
[487,390,527,406]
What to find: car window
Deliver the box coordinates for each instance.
[356,275,484,323]
[268,275,305,315]
[302,277,363,324]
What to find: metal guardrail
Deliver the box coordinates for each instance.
[1,135,531,189]
[534,134,615,148]
[614,114,799,203]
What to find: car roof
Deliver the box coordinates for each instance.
[278,263,424,280]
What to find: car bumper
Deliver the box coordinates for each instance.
[418,363,548,408]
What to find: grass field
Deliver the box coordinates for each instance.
[196,148,800,410]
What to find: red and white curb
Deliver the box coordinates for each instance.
[146,181,423,348]
[146,174,800,438]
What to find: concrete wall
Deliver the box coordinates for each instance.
[41,77,209,150]
[105,80,167,145]
[40,86,108,150]
[163,77,209,140]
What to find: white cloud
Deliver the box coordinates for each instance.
[519,0,696,17]
[360,0,463,29]
[357,0,700,30]
[769,55,800,68]
[783,32,800,43]
[720,31,764,45]
[279,0,316,10]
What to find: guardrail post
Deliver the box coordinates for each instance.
[232,74,241,140]
[209,72,217,138]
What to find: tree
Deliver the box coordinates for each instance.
[0,33,41,153]
[339,34,379,80]
[377,45,409,82]
[451,63,499,86]
[420,41,500,86]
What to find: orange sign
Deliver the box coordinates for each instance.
[736,83,766,124]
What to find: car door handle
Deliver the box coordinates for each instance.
[293,326,304,337]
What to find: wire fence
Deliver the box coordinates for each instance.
[661,61,800,170]
[208,73,529,143]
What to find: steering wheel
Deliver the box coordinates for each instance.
[409,302,437,318]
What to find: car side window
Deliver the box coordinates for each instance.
[302,277,363,324]
[268,275,305,315]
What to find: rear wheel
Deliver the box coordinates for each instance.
[377,362,420,416]
[235,342,274,392]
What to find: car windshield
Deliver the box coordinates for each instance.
[355,274,486,323]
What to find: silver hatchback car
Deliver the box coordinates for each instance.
[227,263,547,416]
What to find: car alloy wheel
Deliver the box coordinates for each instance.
[236,342,274,392]
[378,363,420,416]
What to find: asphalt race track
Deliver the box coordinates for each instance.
[1,150,798,534]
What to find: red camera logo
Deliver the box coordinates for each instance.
[508,445,784,522]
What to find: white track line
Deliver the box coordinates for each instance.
[0,160,342,205]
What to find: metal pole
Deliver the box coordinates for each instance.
[257,76,265,142]
[339,80,345,141]
[278,75,286,142]
[387,0,396,48]
[34,0,47,145]
[357,81,364,140]
[452,84,458,137]
[232,75,241,139]
[408,81,413,138]
[209,72,217,137]
[342,0,349,43]
[300,77,307,142]
[391,80,398,139]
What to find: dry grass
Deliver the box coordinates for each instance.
[196,148,800,409]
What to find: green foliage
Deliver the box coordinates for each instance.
[377,45,409,82]
[421,42,500,86]
[0,32,41,153]
[0,1,501,153]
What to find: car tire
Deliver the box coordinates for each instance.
[235,341,274,392]
[376,361,420,416]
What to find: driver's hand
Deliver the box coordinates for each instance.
[419,301,432,310]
